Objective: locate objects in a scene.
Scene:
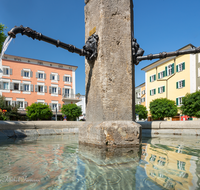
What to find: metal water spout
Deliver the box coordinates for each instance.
[8,25,99,61]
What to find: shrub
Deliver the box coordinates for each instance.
[135,104,148,120]
[61,104,82,121]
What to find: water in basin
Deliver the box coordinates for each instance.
[0,134,199,190]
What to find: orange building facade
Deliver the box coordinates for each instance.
[0,54,80,116]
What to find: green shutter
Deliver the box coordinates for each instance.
[183,62,185,70]
[154,74,156,81]
[183,80,185,87]
[163,71,165,77]
[150,76,151,82]
[158,73,160,79]
[176,98,178,105]
[165,66,167,76]
[150,90,151,96]
[176,65,178,72]
[158,87,160,93]
[172,63,174,74]
[176,82,178,89]
[154,89,156,95]
[163,86,165,92]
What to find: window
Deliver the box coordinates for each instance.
[63,75,72,83]
[24,71,29,77]
[14,83,19,90]
[137,92,141,98]
[5,101,11,106]
[50,73,59,81]
[39,73,44,79]
[36,72,46,79]
[21,70,32,78]
[149,155,156,162]
[52,104,57,110]
[3,82,9,90]
[18,101,24,108]
[65,76,70,82]
[176,62,185,72]
[141,98,145,103]
[24,84,29,91]
[52,87,57,94]
[176,80,185,89]
[150,74,156,82]
[177,161,186,171]
[52,75,55,80]
[142,90,145,95]
[165,63,174,76]
[176,97,183,106]
[3,67,12,75]
[38,85,43,92]
[158,86,165,94]
[158,71,165,79]
[63,88,70,97]
[150,89,156,96]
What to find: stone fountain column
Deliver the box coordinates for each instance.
[79,0,141,147]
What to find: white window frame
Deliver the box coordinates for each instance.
[12,80,21,93]
[37,71,45,81]
[5,98,12,106]
[51,100,58,111]
[2,66,11,76]
[150,89,156,96]
[177,80,184,89]
[150,75,155,82]
[50,72,59,83]
[167,64,173,76]
[137,92,141,98]
[37,99,45,104]
[16,98,25,110]
[1,79,10,93]
[22,69,31,79]
[159,70,165,79]
[177,96,184,106]
[22,81,31,94]
[142,90,145,95]
[177,63,184,72]
[158,86,165,94]
[64,75,71,83]
[51,84,58,97]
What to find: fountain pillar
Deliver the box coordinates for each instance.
[79,0,141,147]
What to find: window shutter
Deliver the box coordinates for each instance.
[35,85,38,92]
[10,82,14,90]
[12,101,16,107]
[176,98,178,106]
[0,81,2,89]
[3,68,6,75]
[154,89,156,95]
[45,86,47,93]
[176,65,178,72]
[31,84,34,92]
[183,80,185,87]
[165,66,167,76]
[58,87,61,95]
[57,75,60,81]
[176,82,178,89]
[30,71,33,77]
[21,70,23,76]
[24,101,28,108]
[183,62,185,70]
[158,73,160,79]
[10,69,12,75]
[163,86,165,92]
[62,88,65,96]
[36,72,39,78]
[71,89,74,98]
[63,76,65,82]
[150,90,151,96]
[150,76,151,82]
[20,83,24,91]
[44,73,46,79]
[70,77,72,83]
[172,63,174,74]
[158,87,160,94]
[49,103,52,109]
[163,71,165,77]
[154,74,156,81]
[50,74,52,80]
[58,104,61,110]
[49,86,52,94]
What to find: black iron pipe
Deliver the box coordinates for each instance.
[8,25,91,58]
[137,46,200,61]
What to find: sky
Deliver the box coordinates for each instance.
[1,0,200,95]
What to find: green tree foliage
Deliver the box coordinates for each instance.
[26,103,53,120]
[135,104,148,120]
[180,91,200,118]
[0,23,7,53]
[0,95,19,120]
[61,104,82,121]
[150,98,178,120]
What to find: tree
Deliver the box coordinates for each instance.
[0,23,7,53]
[76,93,81,98]
[0,95,19,120]
[135,104,148,120]
[180,91,200,118]
[61,104,82,121]
[26,103,53,120]
[150,98,178,120]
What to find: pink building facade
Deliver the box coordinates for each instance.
[0,54,80,116]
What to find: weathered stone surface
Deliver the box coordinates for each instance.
[79,121,141,147]
[85,0,135,122]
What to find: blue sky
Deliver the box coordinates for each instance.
[1,0,200,94]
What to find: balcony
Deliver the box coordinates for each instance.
[62,94,81,104]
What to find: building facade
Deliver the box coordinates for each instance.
[135,83,145,106]
[0,54,80,116]
[76,95,86,120]
[141,44,197,118]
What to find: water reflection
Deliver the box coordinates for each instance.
[0,135,199,189]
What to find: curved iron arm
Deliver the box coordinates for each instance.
[136,47,200,61]
[8,25,99,61]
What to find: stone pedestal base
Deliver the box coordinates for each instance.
[79,121,141,147]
